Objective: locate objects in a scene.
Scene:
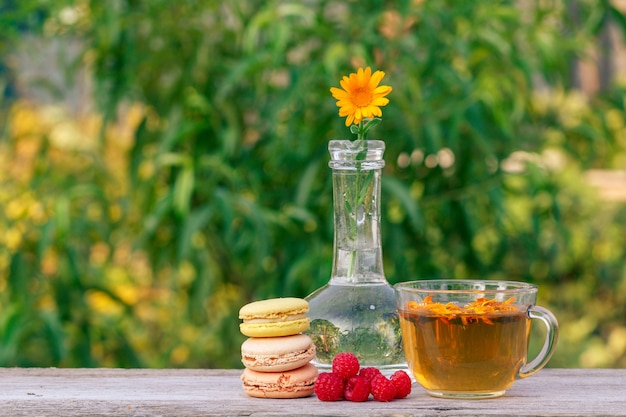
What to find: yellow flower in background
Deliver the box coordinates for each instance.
[330,66,392,132]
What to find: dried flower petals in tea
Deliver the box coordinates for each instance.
[404,295,521,326]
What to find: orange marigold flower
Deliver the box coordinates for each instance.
[330,67,392,127]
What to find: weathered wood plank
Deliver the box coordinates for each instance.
[0,368,624,416]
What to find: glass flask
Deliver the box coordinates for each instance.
[305,140,406,374]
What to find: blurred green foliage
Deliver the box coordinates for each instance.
[1,0,625,369]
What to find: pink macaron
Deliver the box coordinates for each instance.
[241,363,318,399]
[241,334,316,372]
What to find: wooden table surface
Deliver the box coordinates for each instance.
[0,367,624,416]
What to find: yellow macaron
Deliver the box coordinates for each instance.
[239,297,310,337]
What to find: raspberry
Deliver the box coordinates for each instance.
[332,352,360,379]
[370,374,397,402]
[359,366,382,383]
[344,375,371,402]
[390,370,412,399]
[314,372,345,401]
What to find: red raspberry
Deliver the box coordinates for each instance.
[370,374,397,402]
[390,370,412,398]
[359,366,382,383]
[344,375,371,402]
[332,352,360,379]
[314,372,345,401]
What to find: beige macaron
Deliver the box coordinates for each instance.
[241,363,318,399]
[241,334,316,372]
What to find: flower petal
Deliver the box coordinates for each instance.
[371,97,390,107]
[345,112,354,126]
[369,70,385,89]
[373,85,392,96]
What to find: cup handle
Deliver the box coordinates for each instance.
[519,305,559,379]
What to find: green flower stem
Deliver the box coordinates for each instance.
[344,118,380,280]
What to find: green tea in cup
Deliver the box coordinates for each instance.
[394,280,558,399]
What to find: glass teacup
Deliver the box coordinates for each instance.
[394,280,558,399]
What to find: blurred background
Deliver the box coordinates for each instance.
[1,0,625,369]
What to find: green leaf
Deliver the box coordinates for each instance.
[383,177,423,234]
[173,164,195,217]
[361,118,382,139]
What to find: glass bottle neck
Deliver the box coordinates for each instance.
[329,140,386,285]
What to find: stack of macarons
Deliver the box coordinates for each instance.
[239,297,318,399]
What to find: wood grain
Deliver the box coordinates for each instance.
[0,368,624,416]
